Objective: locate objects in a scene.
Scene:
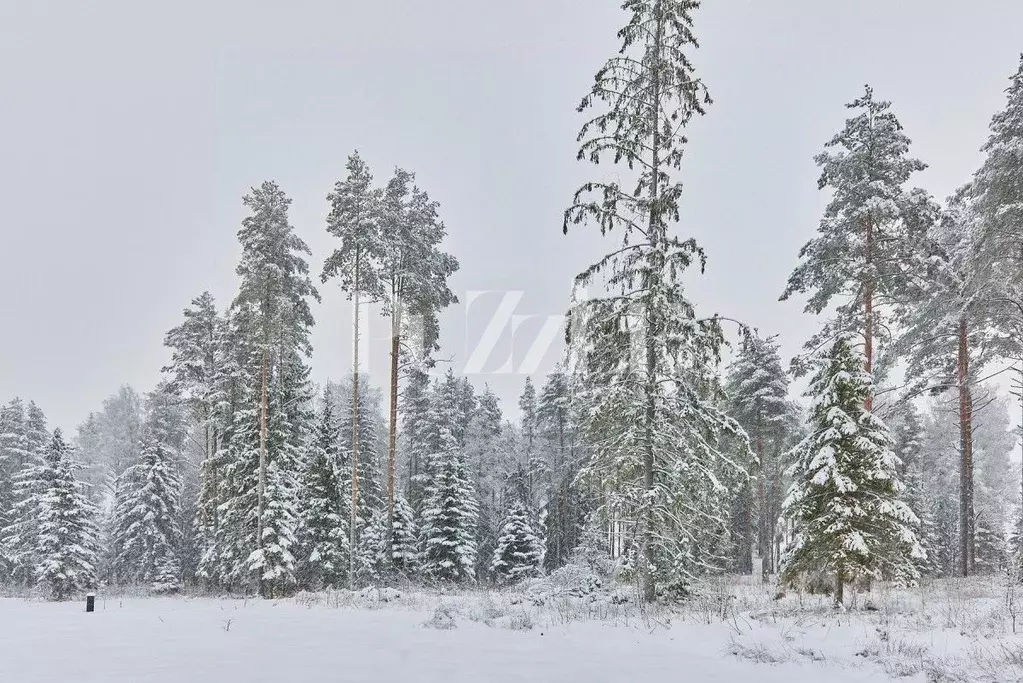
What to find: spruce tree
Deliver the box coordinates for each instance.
[390,493,418,573]
[563,0,747,601]
[34,429,101,601]
[463,386,505,579]
[890,403,935,575]
[490,501,545,584]
[163,291,228,579]
[0,402,47,586]
[356,508,390,582]
[781,336,924,607]
[110,387,186,593]
[0,399,29,531]
[220,181,318,597]
[401,366,432,509]
[724,335,795,576]
[296,398,349,589]
[420,423,478,582]
[516,378,543,508]
[537,367,584,570]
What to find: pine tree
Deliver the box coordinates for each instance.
[894,197,1019,576]
[563,0,748,601]
[781,86,938,395]
[724,335,795,577]
[110,387,186,592]
[296,397,349,589]
[34,429,101,601]
[420,422,479,582]
[322,151,387,588]
[490,501,545,584]
[971,56,1023,313]
[378,167,459,527]
[781,336,924,607]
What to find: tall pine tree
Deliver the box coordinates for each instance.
[781,86,938,400]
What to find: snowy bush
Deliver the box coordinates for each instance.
[424,603,458,630]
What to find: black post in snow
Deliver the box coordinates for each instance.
[85,593,95,613]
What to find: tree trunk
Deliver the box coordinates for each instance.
[957,316,974,578]
[387,295,401,531]
[834,571,844,609]
[350,249,361,590]
[257,349,268,596]
[756,433,768,580]
[864,218,875,412]
[639,0,665,605]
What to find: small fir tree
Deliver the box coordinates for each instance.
[490,502,545,584]
[781,336,924,606]
[419,430,478,582]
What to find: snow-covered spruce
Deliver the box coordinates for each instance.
[419,426,478,582]
[214,181,317,598]
[781,335,924,605]
[109,387,186,593]
[390,493,418,573]
[296,398,349,589]
[0,401,49,586]
[724,334,799,576]
[563,0,749,601]
[490,502,545,584]
[34,429,102,601]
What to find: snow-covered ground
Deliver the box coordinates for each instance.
[2,576,1023,682]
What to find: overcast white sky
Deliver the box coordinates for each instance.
[1,0,1021,430]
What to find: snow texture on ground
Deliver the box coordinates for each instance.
[0,594,892,683]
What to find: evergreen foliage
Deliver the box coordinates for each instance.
[781,336,924,603]
[490,501,545,584]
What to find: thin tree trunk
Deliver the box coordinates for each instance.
[258,350,268,596]
[834,571,844,609]
[639,0,664,605]
[350,249,361,590]
[864,218,875,412]
[756,433,768,580]
[957,316,974,577]
[387,295,401,532]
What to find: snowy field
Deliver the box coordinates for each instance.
[4,577,1023,682]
